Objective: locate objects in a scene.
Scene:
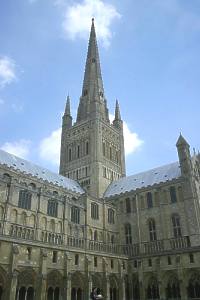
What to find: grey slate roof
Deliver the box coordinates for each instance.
[0,149,84,194]
[104,162,181,198]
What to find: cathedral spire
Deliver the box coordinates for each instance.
[62,95,72,129]
[76,18,109,123]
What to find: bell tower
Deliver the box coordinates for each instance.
[59,19,125,198]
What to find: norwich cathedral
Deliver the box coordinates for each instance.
[1,19,200,300]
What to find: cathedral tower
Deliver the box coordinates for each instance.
[59,19,126,198]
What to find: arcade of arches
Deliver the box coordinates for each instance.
[0,267,200,299]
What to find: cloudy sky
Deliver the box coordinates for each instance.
[0,0,200,176]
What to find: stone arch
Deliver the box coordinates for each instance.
[47,270,63,300]
[40,217,47,230]
[132,274,140,300]
[71,271,85,300]
[16,268,36,300]
[20,212,27,226]
[89,228,93,240]
[28,183,36,190]
[0,266,7,300]
[11,209,18,223]
[187,271,200,299]
[29,214,35,227]
[57,221,62,233]
[0,206,3,220]
[92,273,103,293]
[164,272,180,299]
[109,274,119,300]
[146,276,160,300]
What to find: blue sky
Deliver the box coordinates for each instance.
[0,0,200,176]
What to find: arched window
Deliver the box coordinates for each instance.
[108,208,115,224]
[125,198,131,213]
[18,190,32,210]
[86,141,89,155]
[172,214,182,238]
[75,254,79,265]
[47,200,58,218]
[68,148,72,161]
[109,146,112,160]
[71,206,80,224]
[111,235,115,244]
[188,274,200,299]
[91,203,99,220]
[146,192,153,208]
[148,219,157,241]
[103,142,106,156]
[170,186,177,203]
[125,223,132,245]
[77,145,80,158]
[94,230,98,241]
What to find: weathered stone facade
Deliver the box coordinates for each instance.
[1,19,200,300]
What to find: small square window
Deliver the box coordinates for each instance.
[27,247,32,260]
[189,253,194,263]
[111,259,114,269]
[94,257,97,267]
[75,254,79,266]
[52,251,58,263]
[134,260,137,268]
[148,259,152,267]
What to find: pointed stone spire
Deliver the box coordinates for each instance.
[114,99,121,121]
[113,99,122,129]
[62,95,72,128]
[64,95,71,116]
[76,18,109,123]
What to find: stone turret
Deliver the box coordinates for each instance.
[62,95,72,129]
[113,100,122,129]
[176,133,192,176]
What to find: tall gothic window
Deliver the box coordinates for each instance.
[125,198,131,213]
[86,141,89,155]
[47,200,58,218]
[108,208,115,224]
[146,192,153,208]
[91,203,99,220]
[170,186,177,203]
[148,219,157,241]
[125,223,132,245]
[103,142,106,156]
[71,206,80,224]
[18,190,32,210]
[77,145,80,158]
[69,148,72,161]
[172,214,182,237]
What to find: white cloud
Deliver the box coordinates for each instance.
[1,140,31,159]
[0,56,16,88]
[62,0,121,47]
[39,128,61,166]
[109,114,143,156]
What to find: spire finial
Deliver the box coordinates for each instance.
[115,99,121,121]
[65,95,71,116]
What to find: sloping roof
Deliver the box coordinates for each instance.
[104,162,181,198]
[0,149,84,194]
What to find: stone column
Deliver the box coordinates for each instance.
[9,271,18,300]
[128,275,133,300]
[121,277,126,300]
[179,279,188,300]
[66,274,71,300]
[158,280,165,300]
[88,275,93,300]
[105,276,110,300]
